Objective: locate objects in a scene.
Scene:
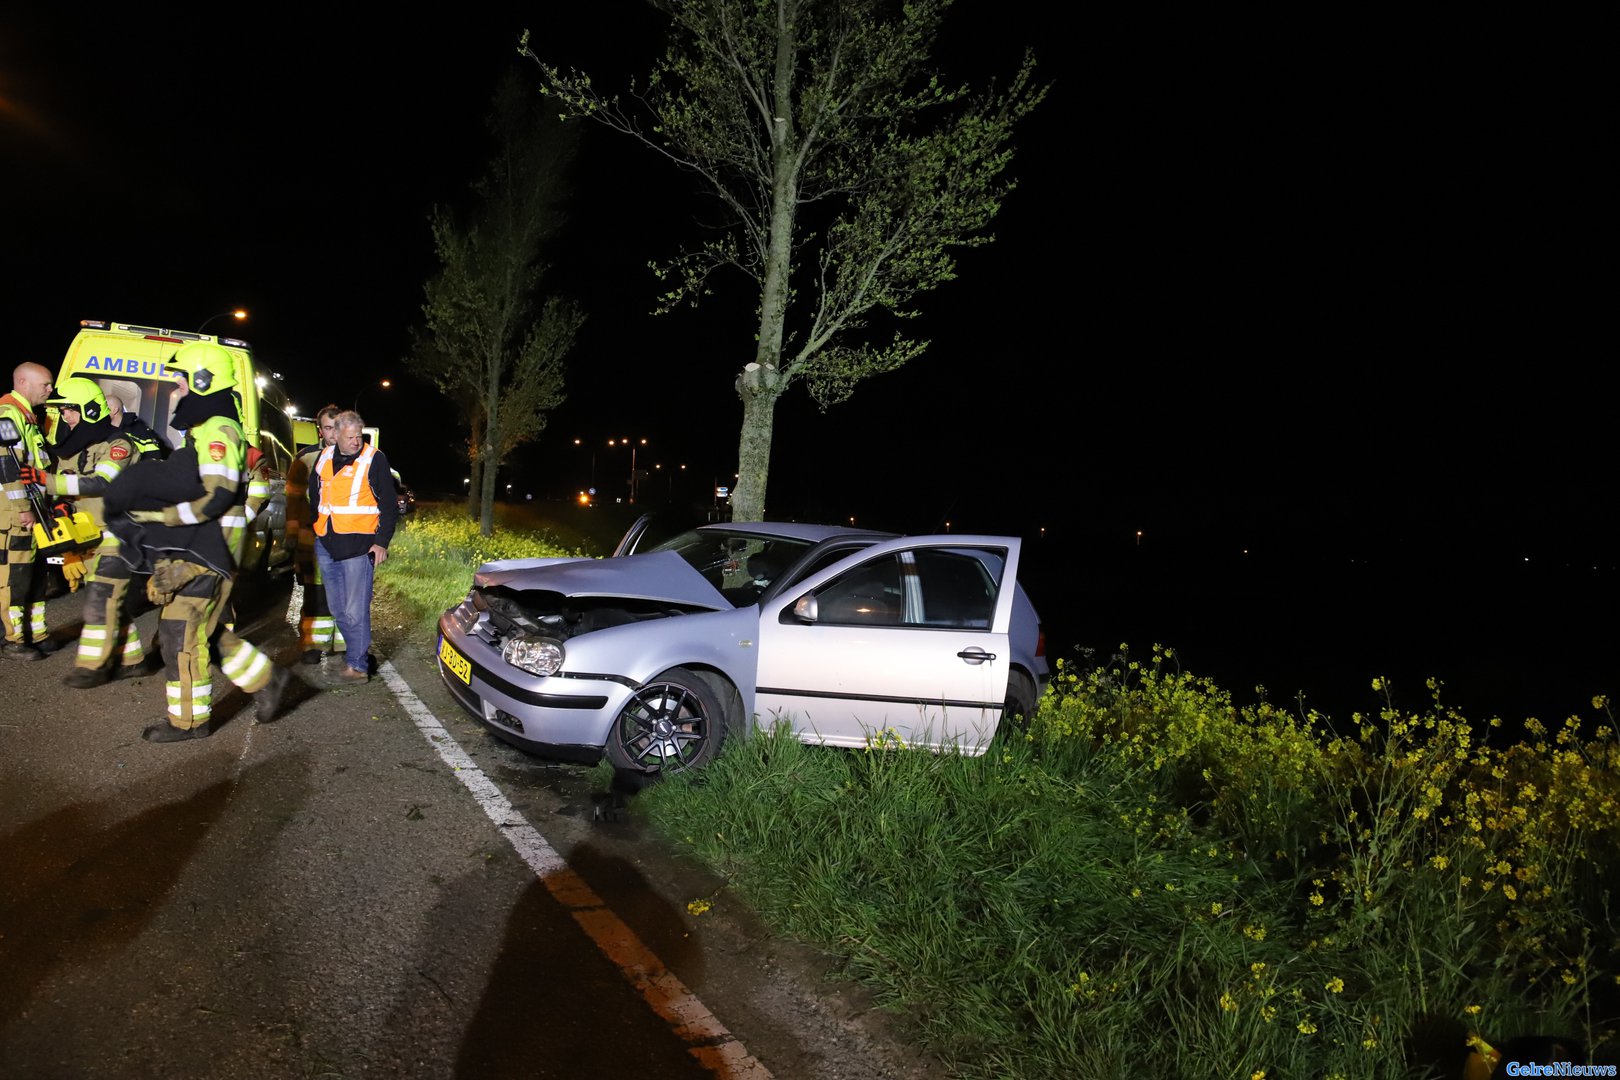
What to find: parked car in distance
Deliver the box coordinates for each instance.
[437,519,1048,775]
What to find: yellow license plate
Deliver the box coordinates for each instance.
[439,636,472,685]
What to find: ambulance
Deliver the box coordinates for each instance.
[55,319,298,575]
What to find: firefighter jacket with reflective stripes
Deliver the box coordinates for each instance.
[310,443,397,561]
[0,392,50,530]
[47,432,141,543]
[128,414,253,568]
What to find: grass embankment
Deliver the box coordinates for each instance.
[382,509,1620,1079]
[376,501,604,634]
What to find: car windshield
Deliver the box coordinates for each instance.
[646,528,817,607]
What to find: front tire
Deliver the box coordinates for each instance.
[605,668,728,775]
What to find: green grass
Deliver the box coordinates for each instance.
[379,514,1620,1079]
[376,501,601,635]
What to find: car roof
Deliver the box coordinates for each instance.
[694,521,898,544]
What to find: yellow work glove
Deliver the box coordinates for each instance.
[61,552,89,592]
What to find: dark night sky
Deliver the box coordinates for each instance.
[2,7,1611,557]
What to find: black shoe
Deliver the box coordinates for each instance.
[64,666,112,689]
[255,667,293,724]
[143,721,211,743]
[1,642,42,662]
[116,655,164,680]
[33,637,64,655]
[302,649,323,665]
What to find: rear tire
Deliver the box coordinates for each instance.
[1002,671,1037,733]
[605,668,728,775]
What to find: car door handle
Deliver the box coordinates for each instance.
[957,647,996,664]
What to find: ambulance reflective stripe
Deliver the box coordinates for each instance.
[220,639,270,688]
[167,683,213,720]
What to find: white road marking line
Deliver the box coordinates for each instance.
[377,660,773,1079]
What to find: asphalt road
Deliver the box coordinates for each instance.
[0,571,938,1080]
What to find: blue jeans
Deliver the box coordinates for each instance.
[315,545,373,673]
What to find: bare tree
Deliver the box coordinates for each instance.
[408,70,586,535]
[522,0,1044,520]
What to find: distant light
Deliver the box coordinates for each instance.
[285,404,298,416]
[255,375,268,390]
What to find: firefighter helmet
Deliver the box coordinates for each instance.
[44,376,109,423]
[165,341,237,395]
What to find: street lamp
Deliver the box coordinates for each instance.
[353,379,391,415]
[198,309,247,335]
[607,437,648,503]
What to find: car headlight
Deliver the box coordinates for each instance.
[501,635,565,677]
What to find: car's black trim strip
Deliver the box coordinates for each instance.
[557,670,641,689]
[756,686,1006,712]
[441,656,610,710]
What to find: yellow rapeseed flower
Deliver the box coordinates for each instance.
[1503,884,1518,901]
[1298,1018,1318,1035]
[1430,855,1450,870]
[1220,992,1238,1012]
[686,899,713,916]
[1326,977,1345,993]
[1252,1072,1266,1080]
[1464,1004,1482,1016]
[1309,892,1325,906]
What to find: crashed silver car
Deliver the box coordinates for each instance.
[437,519,1048,774]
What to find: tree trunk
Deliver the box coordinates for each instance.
[478,444,497,537]
[465,459,481,520]
[730,363,784,522]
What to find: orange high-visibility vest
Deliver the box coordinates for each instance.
[313,444,380,536]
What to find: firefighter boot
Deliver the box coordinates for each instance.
[254,666,293,725]
[143,721,212,743]
[64,664,112,689]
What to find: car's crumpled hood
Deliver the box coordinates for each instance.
[473,551,730,610]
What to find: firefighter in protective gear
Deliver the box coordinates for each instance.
[0,361,57,660]
[114,341,291,742]
[34,377,156,686]
[284,404,345,661]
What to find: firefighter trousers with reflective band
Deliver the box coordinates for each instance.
[294,541,344,652]
[159,571,274,731]
[75,553,150,672]
[2,525,44,645]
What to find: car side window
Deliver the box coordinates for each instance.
[811,554,905,626]
[910,549,998,629]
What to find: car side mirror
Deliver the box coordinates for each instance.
[0,417,19,446]
[791,594,818,624]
